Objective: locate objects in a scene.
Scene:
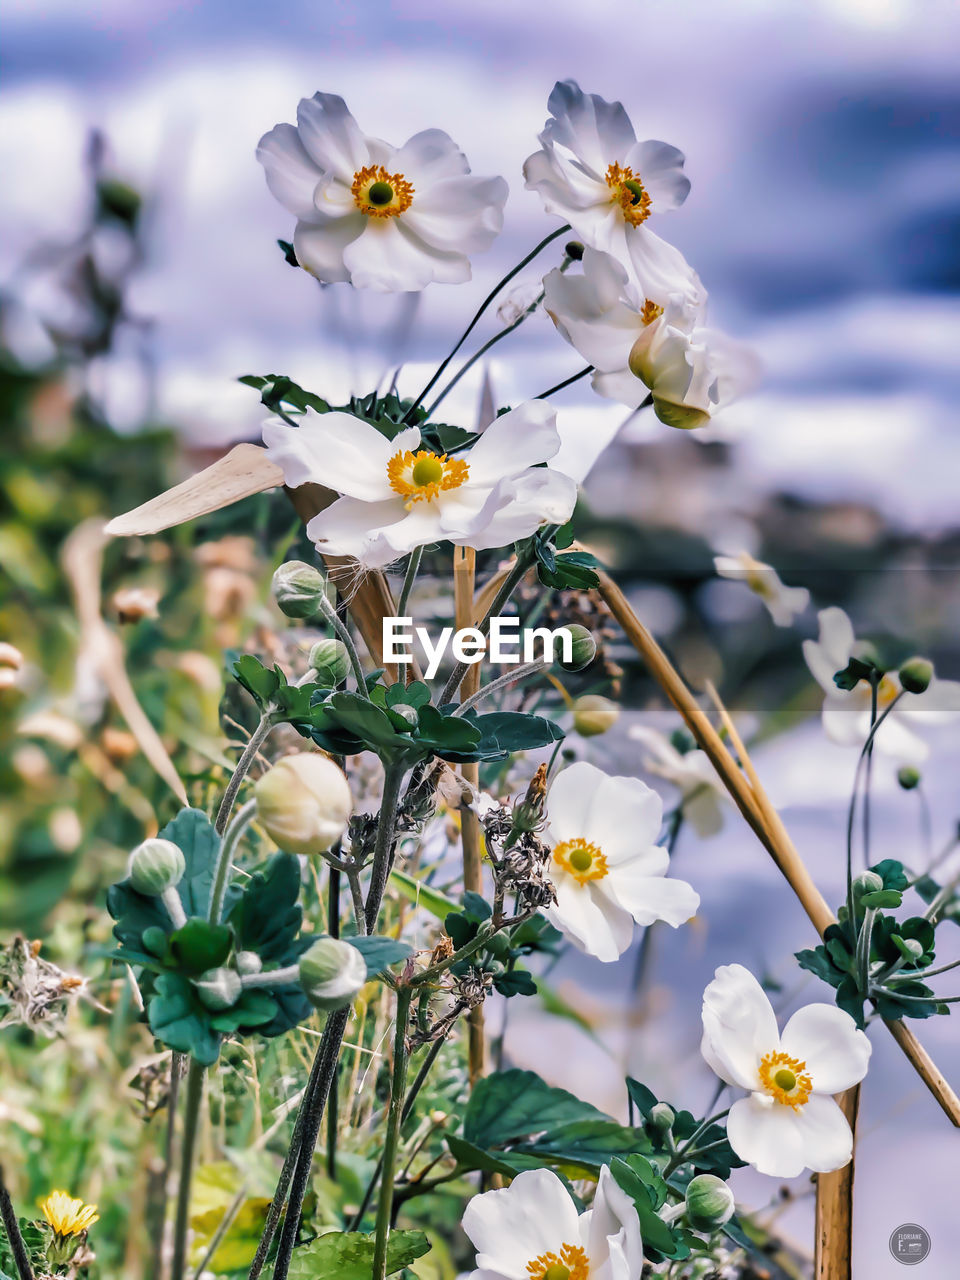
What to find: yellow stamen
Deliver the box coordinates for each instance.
[526,1243,589,1280]
[640,299,663,326]
[351,164,414,218]
[39,1191,99,1239]
[605,162,652,227]
[387,448,469,508]
[758,1050,812,1110]
[553,838,608,886]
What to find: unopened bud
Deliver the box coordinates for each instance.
[298,937,367,1010]
[564,240,584,261]
[194,967,242,1011]
[897,765,921,791]
[235,951,263,975]
[899,937,924,959]
[899,657,933,695]
[685,1174,736,1230]
[272,560,327,619]
[650,1102,675,1131]
[308,638,350,687]
[254,753,352,855]
[555,624,597,672]
[572,694,620,737]
[387,703,418,729]
[127,838,185,896]
[513,762,548,832]
[852,870,884,898]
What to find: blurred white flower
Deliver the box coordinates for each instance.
[542,760,700,962]
[628,725,728,837]
[713,552,810,626]
[258,92,507,291]
[461,1165,644,1280]
[803,607,960,763]
[525,80,700,306]
[495,277,542,326]
[262,401,577,569]
[701,964,871,1178]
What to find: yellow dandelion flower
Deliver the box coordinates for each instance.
[38,1191,99,1239]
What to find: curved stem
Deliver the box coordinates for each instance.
[372,987,413,1280]
[404,224,571,421]
[215,715,274,836]
[452,659,547,717]
[533,364,594,401]
[170,1060,205,1280]
[365,763,406,934]
[209,799,257,924]
[662,1107,729,1177]
[396,547,422,618]
[318,594,369,696]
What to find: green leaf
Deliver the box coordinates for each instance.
[860,889,903,909]
[388,869,458,920]
[870,859,909,892]
[610,1155,688,1261]
[147,973,221,1064]
[169,919,233,976]
[464,1068,617,1160]
[348,935,412,977]
[229,854,303,963]
[462,891,492,921]
[233,654,280,707]
[210,989,279,1033]
[329,691,406,752]
[282,1229,430,1279]
[161,807,229,918]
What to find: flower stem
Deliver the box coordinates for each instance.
[396,547,423,618]
[209,798,256,924]
[318,594,369,696]
[662,1107,729,1177]
[404,224,571,422]
[372,987,413,1280]
[451,659,547,717]
[215,714,274,835]
[0,1167,34,1280]
[364,763,406,934]
[533,364,594,400]
[170,1059,205,1280]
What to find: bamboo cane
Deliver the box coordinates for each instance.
[814,1086,860,1280]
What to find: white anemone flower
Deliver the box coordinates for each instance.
[628,725,728,837]
[803,607,960,764]
[258,92,507,291]
[262,400,577,569]
[524,81,699,306]
[462,1165,644,1280]
[700,964,871,1178]
[542,760,700,962]
[713,552,810,626]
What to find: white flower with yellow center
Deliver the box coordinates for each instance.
[258,92,508,291]
[262,401,577,569]
[700,964,871,1178]
[542,760,700,962]
[803,607,960,763]
[713,551,810,626]
[524,81,699,306]
[628,725,728,838]
[462,1165,644,1280]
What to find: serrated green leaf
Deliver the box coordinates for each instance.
[282,1229,430,1279]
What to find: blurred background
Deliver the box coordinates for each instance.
[2,1,959,1276]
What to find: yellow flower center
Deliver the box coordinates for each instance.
[640,299,663,326]
[39,1191,99,1239]
[387,448,469,508]
[605,162,652,226]
[758,1050,812,1110]
[352,164,414,218]
[526,1243,589,1280]
[553,838,608,886]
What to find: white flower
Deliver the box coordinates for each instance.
[542,760,700,962]
[803,607,960,763]
[462,1165,644,1280]
[258,92,507,291]
[628,726,728,837]
[262,401,577,569]
[700,964,871,1178]
[524,80,700,306]
[713,552,810,626]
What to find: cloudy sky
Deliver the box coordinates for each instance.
[2,0,959,522]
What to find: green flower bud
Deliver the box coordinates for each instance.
[685,1174,736,1231]
[298,937,367,1010]
[271,560,327,619]
[387,703,419,729]
[194,967,242,1011]
[897,765,922,791]
[650,1102,676,1131]
[235,951,263,975]
[899,657,933,695]
[308,637,351,686]
[651,397,711,431]
[852,870,884,898]
[564,240,585,261]
[899,937,924,959]
[555,624,597,672]
[127,838,185,896]
[255,753,352,855]
[572,694,620,737]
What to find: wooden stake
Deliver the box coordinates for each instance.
[814,1086,860,1280]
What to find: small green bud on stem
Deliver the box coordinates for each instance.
[298,937,367,1010]
[899,657,933,695]
[684,1173,736,1230]
[272,560,328,619]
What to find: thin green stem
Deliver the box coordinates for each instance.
[170,1060,205,1280]
[533,364,594,401]
[209,798,256,924]
[396,547,423,617]
[857,907,878,995]
[215,715,274,835]
[884,955,960,983]
[326,864,341,1183]
[874,988,960,1004]
[404,224,570,421]
[452,659,547,717]
[662,1107,730,1177]
[365,763,406,934]
[318,594,368,696]
[192,1182,247,1280]
[372,988,413,1280]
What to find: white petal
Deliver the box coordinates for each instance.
[811,608,856,679]
[522,145,607,217]
[293,215,365,282]
[256,123,323,221]
[873,714,930,763]
[461,1168,580,1279]
[623,139,691,212]
[623,229,707,315]
[726,1095,809,1178]
[546,762,662,860]
[261,410,402,500]
[591,367,651,409]
[820,693,871,749]
[543,263,640,374]
[306,496,408,567]
[464,400,562,487]
[602,868,700,929]
[545,760,608,840]
[543,80,637,177]
[791,1093,855,1173]
[700,964,777,1091]
[342,219,467,292]
[545,877,634,962]
[296,92,370,179]
[393,128,469,184]
[684,786,725,838]
[403,175,507,254]
[457,469,577,551]
[779,1004,872,1094]
[583,1165,645,1279]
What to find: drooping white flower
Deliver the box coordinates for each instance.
[542,760,699,962]
[258,92,507,291]
[713,552,810,626]
[462,1165,644,1280]
[262,401,577,569]
[700,964,871,1178]
[543,249,756,427]
[628,725,728,837]
[803,607,960,763]
[525,80,700,306]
